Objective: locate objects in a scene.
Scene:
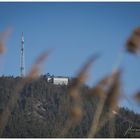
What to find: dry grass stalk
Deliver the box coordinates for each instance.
[95,110,118,137]
[0,27,12,54]
[105,71,121,112]
[87,75,111,138]
[59,54,99,137]
[88,85,106,99]
[70,104,83,122]
[26,49,51,81]
[88,70,121,138]
[0,50,50,137]
[87,75,113,138]
[87,87,106,138]
[68,54,99,98]
[0,79,25,136]
[0,42,5,54]
[126,27,140,54]
[100,71,121,137]
[134,91,140,102]
[108,113,115,137]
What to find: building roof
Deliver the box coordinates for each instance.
[52,76,69,79]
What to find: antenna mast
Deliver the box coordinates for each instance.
[20,32,25,77]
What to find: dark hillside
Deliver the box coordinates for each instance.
[0,76,139,138]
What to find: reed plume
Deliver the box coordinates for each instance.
[126,27,140,54]
[26,49,51,81]
[0,50,51,137]
[87,74,111,138]
[88,70,121,138]
[134,91,140,102]
[0,27,12,54]
[59,53,99,137]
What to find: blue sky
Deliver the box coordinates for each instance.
[0,2,140,113]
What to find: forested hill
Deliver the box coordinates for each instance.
[0,76,140,138]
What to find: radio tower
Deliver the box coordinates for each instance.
[20,32,25,77]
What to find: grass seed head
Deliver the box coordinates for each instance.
[88,85,106,99]
[27,49,51,81]
[70,106,83,122]
[126,27,140,54]
[0,42,5,54]
[134,91,140,102]
[68,54,99,100]
[0,27,12,55]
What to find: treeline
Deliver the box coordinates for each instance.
[0,76,140,138]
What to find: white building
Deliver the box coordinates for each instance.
[47,76,69,85]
